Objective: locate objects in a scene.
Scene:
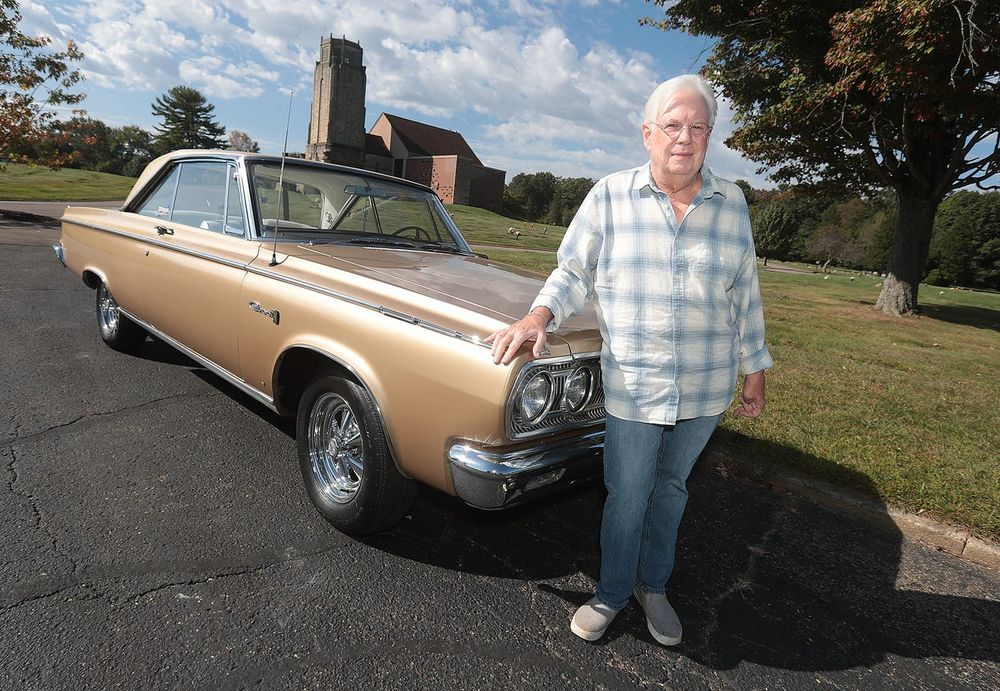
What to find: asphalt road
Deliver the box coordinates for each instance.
[2,217,999,690]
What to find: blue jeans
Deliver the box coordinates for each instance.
[595,412,724,610]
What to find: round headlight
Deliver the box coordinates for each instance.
[563,367,592,412]
[519,371,553,423]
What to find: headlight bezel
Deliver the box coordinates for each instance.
[506,354,605,440]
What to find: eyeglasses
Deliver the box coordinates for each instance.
[651,121,712,140]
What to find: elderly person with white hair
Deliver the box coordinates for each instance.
[486,74,772,645]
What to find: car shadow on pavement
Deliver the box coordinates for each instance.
[363,435,1000,672]
[151,356,998,672]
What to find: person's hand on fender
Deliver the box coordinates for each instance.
[485,307,552,365]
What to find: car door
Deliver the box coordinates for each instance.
[131,158,259,378]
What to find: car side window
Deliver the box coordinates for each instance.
[171,161,230,232]
[136,166,181,219]
[223,165,246,236]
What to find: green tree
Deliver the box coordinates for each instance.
[227,129,259,152]
[735,178,759,206]
[151,86,226,153]
[928,190,1000,289]
[108,125,154,177]
[0,0,84,168]
[49,116,114,171]
[504,172,558,222]
[547,176,595,225]
[645,0,1000,315]
[751,200,799,263]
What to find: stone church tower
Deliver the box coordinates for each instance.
[305,36,367,167]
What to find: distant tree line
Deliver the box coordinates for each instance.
[750,184,1000,291]
[503,172,596,227]
[505,171,1000,291]
[5,85,259,177]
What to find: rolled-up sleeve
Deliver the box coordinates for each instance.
[530,186,604,331]
[732,239,773,375]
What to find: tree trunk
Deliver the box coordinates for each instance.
[875,189,939,316]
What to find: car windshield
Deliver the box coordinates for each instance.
[250,161,469,252]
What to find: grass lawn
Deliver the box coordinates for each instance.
[446,203,566,250]
[477,247,1000,541]
[0,163,136,201]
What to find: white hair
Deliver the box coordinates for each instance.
[642,74,718,128]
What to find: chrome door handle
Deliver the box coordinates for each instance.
[155,225,174,235]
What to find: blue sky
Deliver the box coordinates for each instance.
[23,0,769,185]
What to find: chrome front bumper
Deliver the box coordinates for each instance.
[53,242,66,267]
[448,429,604,509]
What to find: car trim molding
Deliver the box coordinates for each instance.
[65,217,492,350]
[63,218,249,270]
[244,265,491,349]
[119,307,278,412]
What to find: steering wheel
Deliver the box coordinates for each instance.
[390,225,432,242]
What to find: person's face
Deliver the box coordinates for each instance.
[642,89,711,184]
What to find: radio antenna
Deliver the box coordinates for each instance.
[269,89,294,267]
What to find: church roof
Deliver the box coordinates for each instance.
[364,133,391,158]
[381,113,482,165]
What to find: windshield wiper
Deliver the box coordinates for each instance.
[414,242,467,255]
[343,236,418,249]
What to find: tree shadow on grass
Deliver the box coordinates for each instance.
[916,302,1000,332]
[857,298,1000,332]
[361,430,1000,673]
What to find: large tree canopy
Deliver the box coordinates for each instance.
[644,0,1000,315]
[151,86,226,153]
[0,0,84,168]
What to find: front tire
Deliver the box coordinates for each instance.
[296,374,416,535]
[96,281,146,353]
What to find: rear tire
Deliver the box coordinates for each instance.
[96,281,146,353]
[296,374,416,535]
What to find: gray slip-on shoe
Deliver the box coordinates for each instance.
[634,587,683,646]
[570,596,623,641]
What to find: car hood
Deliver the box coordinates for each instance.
[271,243,602,355]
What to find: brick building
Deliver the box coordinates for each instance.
[305,36,505,212]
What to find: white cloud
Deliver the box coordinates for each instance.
[178,56,267,99]
[42,0,768,184]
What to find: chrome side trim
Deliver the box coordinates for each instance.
[448,429,604,509]
[244,264,491,349]
[120,308,277,412]
[53,243,66,267]
[64,217,492,350]
[62,218,248,270]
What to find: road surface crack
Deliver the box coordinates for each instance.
[5,446,81,574]
[1,542,351,613]
[1,391,221,446]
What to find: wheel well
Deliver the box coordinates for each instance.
[81,271,101,289]
[272,347,363,417]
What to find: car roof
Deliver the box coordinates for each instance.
[123,149,437,208]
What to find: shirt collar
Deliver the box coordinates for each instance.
[638,162,726,201]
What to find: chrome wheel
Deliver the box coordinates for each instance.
[307,392,364,503]
[97,283,120,338]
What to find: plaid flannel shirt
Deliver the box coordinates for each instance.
[531,163,773,425]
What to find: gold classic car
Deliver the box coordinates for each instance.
[55,150,606,534]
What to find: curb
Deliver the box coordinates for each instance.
[705,448,1000,572]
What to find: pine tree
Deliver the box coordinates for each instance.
[151,86,226,153]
